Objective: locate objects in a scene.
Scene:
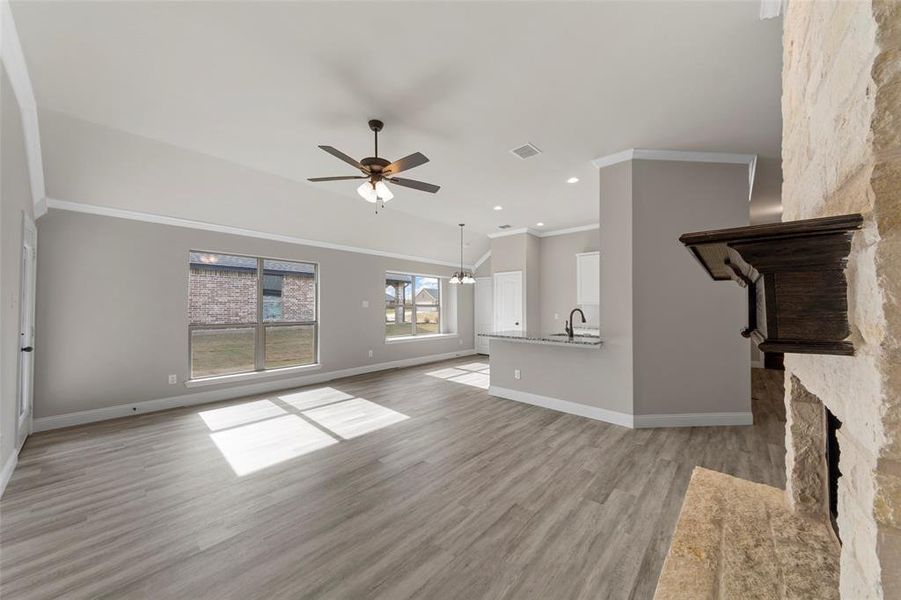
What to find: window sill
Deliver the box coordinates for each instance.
[384,333,458,345]
[185,363,321,388]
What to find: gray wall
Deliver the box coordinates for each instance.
[491,159,750,420]
[38,109,491,266]
[539,229,600,332]
[491,162,634,416]
[490,232,541,331]
[34,210,474,419]
[1,66,35,469]
[474,255,491,278]
[631,160,749,415]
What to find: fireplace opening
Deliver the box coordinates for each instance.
[825,408,842,542]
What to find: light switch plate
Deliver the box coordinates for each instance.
[362,300,369,308]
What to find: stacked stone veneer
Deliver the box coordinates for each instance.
[782,2,901,598]
[189,268,314,324]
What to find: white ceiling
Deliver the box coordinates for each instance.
[12,0,782,239]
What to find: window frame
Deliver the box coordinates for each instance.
[385,272,442,339]
[188,251,319,380]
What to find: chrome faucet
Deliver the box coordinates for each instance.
[564,308,587,340]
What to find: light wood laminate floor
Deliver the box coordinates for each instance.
[0,358,786,600]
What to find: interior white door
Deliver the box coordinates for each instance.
[493,271,523,333]
[474,277,493,354]
[17,217,37,446]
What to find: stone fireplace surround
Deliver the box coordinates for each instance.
[658,3,900,598]
[782,1,900,597]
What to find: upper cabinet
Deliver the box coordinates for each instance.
[576,251,600,306]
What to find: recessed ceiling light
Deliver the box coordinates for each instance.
[567,177,579,184]
[493,205,503,211]
[536,222,545,227]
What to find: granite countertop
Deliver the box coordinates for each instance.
[479,330,602,348]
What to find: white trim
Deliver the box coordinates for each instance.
[385,333,458,345]
[32,350,476,432]
[1,2,47,216]
[185,363,322,389]
[46,199,474,269]
[473,250,491,270]
[747,155,758,202]
[759,0,785,20]
[591,148,757,170]
[488,385,634,428]
[633,412,754,428]
[591,149,637,169]
[538,223,600,238]
[487,224,600,240]
[751,360,765,369]
[487,227,538,240]
[0,448,18,498]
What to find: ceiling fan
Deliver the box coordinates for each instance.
[308,119,440,209]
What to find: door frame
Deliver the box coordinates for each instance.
[16,214,37,446]
[492,270,523,333]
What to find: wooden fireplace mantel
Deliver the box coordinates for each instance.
[679,214,864,356]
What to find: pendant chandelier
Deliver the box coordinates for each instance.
[450,224,475,285]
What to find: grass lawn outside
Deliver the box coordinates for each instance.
[191,326,315,378]
[384,321,440,337]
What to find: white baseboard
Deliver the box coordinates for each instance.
[751,360,765,369]
[487,386,753,429]
[488,385,635,429]
[33,350,476,432]
[633,412,754,428]
[1,448,19,499]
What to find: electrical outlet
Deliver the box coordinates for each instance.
[458,339,463,346]
[368,350,374,358]
[514,369,521,380]
[362,300,369,308]
[554,313,560,320]
[168,374,177,385]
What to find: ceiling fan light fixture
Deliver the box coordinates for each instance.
[357,181,377,203]
[374,180,394,202]
[449,274,461,285]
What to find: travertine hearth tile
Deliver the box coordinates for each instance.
[654,467,839,600]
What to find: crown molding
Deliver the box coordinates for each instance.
[486,227,537,239]
[591,148,757,169]
[538,223,600,238]
[1,2,47,217]
[473,250,491,270]
[591,148,758,202]
[46,199,476,270]
[486,223,599,240]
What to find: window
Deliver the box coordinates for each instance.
[189,252,317,379]
[385,273,440,338]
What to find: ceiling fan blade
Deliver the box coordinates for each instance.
[382,152,429,176]
[308,176,367,182]
[318,145,366,171]
[387,177,440,193]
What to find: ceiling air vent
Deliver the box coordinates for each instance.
[510,143,541,160]
[497,224,512,230]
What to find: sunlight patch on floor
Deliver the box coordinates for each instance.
[279,387,354,411]
[200,390,410,476]
[209,415,338,476]
[198,399,287,431]
[426,367,470,379]
[457,362,490,373]
[303,398,409,440]
[426,361,491,389]
[449,371,490,389]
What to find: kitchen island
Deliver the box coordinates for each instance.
[479,330,602,348]
[478,329,636,427]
